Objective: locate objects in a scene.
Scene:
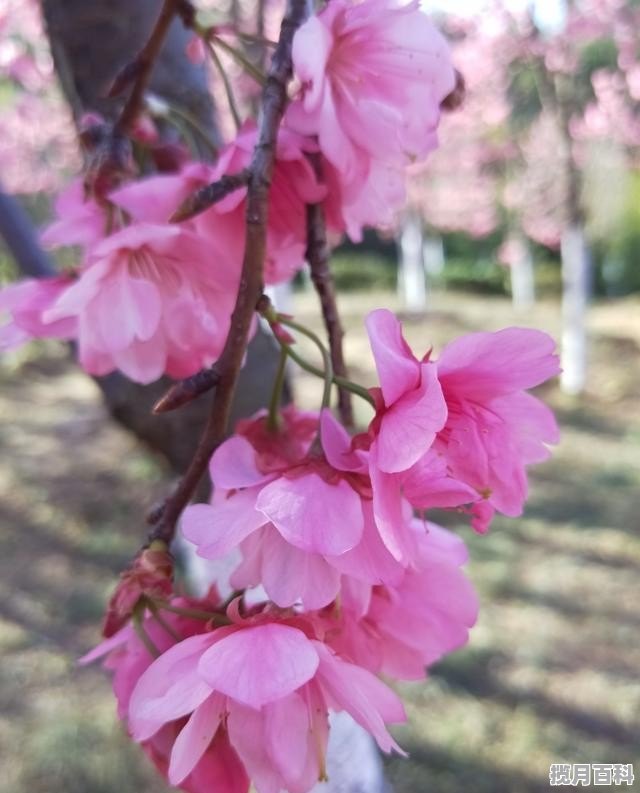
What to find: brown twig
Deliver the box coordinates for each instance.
[113,0,183,136]
[148,0,308,545]
[305,155,354,427]
[152,366,221,414]
[170,169,251,222]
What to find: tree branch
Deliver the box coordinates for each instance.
[305,156,354,427]
[170,168,251,222]
[113,0,184,136]
[148,0,308,544]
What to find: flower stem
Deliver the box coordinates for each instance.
[267,346,288,431]
[210,35,267,86]
[206,41,242,130]
[150,599,230,624]
[146,599,182,641]
[279,316,333,409]
[132,604,161,658]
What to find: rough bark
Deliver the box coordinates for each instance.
[31,0,286,471]
[39,0,217,139]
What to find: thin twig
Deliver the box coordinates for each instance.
[153,366,221,414]
[148,0,309,546]
[114,0,182,136]
[305,154,354,426]
[170,169,251,222]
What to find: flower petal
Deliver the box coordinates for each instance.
[198,624,319,707]
[168,691,226,784]
[256,473,363,556]
[365,309,419,406]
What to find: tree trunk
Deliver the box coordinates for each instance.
[560,224,590,395]
[39,0,217,138]
[423,232,445,281]
[397,209,426,313]
[510,232,535,311]
[32,0,286,471]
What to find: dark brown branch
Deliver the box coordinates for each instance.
[305,156,354,427]
[149,0,308,545]
[170,169,251,222]
[113,0,183,136]
[152,366,221,413]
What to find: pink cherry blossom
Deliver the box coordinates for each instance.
[182,407,406,610]
[286,0,455,235]
[43,222,240,383]
[329,522,478,680]
[80,590,249,793]
[206,123,328,284]
[109,124,327,285]
[126,614,405,792]
[0,275,77,351]
[40,179,106,250]
[360,309,560,535]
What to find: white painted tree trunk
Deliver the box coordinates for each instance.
[510,235,535,311]
[423,233,445,280]
[560,224,590,395]
[397,210,426,313]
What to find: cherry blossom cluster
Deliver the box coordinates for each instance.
[1,1,561,792]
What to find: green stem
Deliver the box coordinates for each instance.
[167,105,219,156]
[146,599,182,641]
[132,604,161,658]
[274,333,375,407]
[279,316,333,409]
[206,41,242,130]
[151,599,230,624]
[211,35,267,86]
[267,346,288,431]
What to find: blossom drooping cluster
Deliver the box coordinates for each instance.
[1,0,455,384]
[82,310,558,793]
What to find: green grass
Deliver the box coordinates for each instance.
[1,291,639,792]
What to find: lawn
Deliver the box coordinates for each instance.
[0,290,638,792]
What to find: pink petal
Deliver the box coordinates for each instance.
[292,15,333,111]
[376,362,447,473]
[187,730,250,793]
[327,502,404,586]
[209,435,273,489]
[264,693,317,790]
[168,691,226,784]
[129,633,215,741]
[365,309,419,406]
[113,336,167,384]
[402,451,478,510]
[227,704,283,793]
[369,450,415,563]
[320,409,367,473]
[95,275,161,351]
[314,643,406,754]
[198,624,319,707]
[256,473,363,556]
[182,490,266,560]
[438,327,560,399]
[260,527,341,609]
